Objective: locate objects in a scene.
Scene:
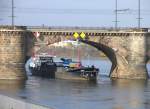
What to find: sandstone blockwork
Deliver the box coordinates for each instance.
[30,31,149,79]
[0,30,26,80]
[0,27,150,79]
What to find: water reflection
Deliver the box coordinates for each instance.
[0,59,150,109]
[111,79,147,109]
[0,76,150,109]
[0,79,25,96]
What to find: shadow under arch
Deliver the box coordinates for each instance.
[80,40,117,77]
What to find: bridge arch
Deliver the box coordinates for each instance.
[0,27,149,80]
[33,39,115,76]
[28,31,149,79]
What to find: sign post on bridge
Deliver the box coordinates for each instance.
[73,32,86,39]
[80,32,86,39]
[73,32,79,39]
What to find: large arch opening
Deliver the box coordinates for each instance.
[25,39,116,77]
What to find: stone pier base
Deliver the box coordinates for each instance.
[110,54,148,79]
[110,65,148,79]
[0,30,27,80]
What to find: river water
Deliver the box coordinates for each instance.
[0,58,150,109]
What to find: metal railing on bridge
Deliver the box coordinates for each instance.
[0,25,149,32]
[26,26,150,32]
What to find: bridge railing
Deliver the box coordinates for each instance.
[0,25,149,32]
[26,26,149,32]
[0,25,27,30]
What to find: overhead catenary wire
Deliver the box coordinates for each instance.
[11,0,14,27]
[138,0,141,28]
[0,7,150,15]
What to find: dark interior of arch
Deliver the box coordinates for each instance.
[80,40,117,76]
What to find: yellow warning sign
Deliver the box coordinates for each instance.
[73,32,79,39]
[80,32,86,39]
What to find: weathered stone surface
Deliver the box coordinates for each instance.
[0,27,150,79]
[29,30,149,79]
[0,30,26,80]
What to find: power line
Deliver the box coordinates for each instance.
[138,0,142,28]
[115,0,118,30]
[0,7,150,15]
[12,0,14,27]
[10,0,15,28]
[114,0,130,30]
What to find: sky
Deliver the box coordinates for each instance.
[0,0,150,28]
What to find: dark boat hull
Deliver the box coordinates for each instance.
[30,63,57,78]
[65,67,99,81]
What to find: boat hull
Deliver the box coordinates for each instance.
[30,63,57,78]
[56,67,98,81]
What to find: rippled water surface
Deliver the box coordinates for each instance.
[0,59,150,109]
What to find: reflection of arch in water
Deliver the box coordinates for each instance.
[80,40,117,77]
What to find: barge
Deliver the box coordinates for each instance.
[57,58,99,81]
[29,53,57,78]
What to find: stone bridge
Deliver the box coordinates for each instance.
[0,26,150,80]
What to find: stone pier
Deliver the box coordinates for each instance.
[110,33,148,79]
[0,27,27,80]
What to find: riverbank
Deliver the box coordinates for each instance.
[0,94,52,109]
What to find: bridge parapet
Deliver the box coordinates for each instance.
[0,29,148,38]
